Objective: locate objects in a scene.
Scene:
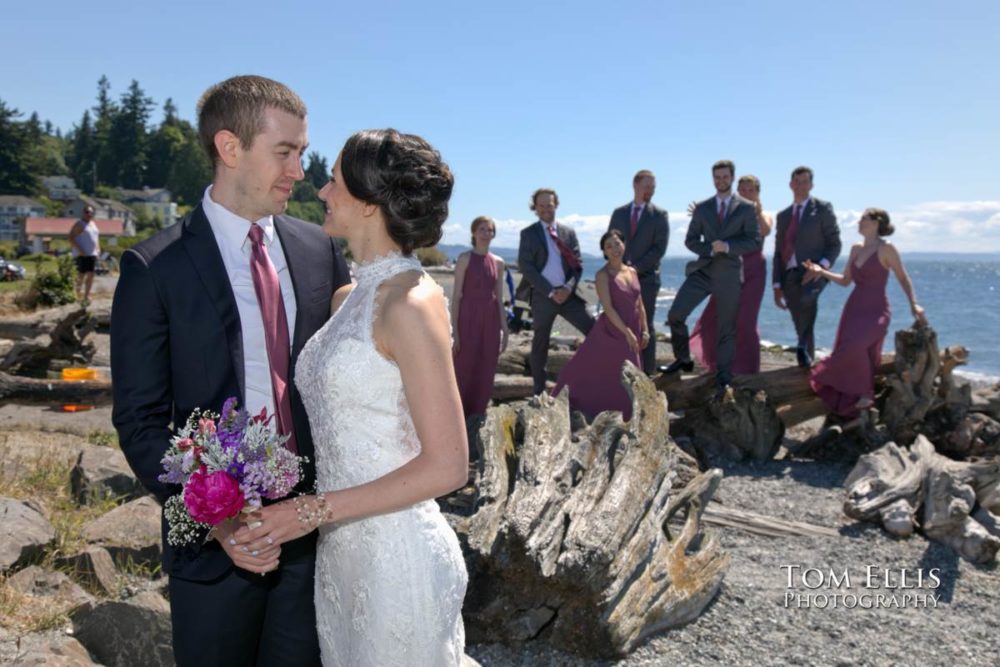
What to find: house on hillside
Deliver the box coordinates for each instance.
[41,176,81,202]
[22,217,128,254]
[115,187,177,227]
[65,196,136,236]
[0,195,47,242]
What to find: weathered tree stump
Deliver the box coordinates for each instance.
[669,384,786,461]
[844,435,1000,563]
[459,364,729,658]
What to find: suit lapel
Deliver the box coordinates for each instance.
[181,204,245,400]
[273,216,317,360]
[535,221,549,264]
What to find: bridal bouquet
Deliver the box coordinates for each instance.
[158,397,305,546]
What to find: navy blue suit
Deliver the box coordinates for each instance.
[111,203,349,666]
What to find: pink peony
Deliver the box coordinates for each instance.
[183,469,244,525]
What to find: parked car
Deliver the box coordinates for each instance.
[0,257,26,281]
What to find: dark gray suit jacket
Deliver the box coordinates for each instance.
[685,195,762,277]
[608,202,669,286]
[518,221,585,297]
[772,197,841,285]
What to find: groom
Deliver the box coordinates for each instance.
[111,76,349,666]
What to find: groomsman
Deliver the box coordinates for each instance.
[518,188,595,394]
[608,170,669,374]
[662,160,761,397]
[772,166,842,367]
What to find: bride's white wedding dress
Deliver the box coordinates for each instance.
[295,253,468,666]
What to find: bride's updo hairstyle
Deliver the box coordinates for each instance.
[339,129,454,254]
[866,207,895,237]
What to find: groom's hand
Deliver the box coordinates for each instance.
[213,518,281,574]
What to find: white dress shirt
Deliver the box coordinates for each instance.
[202,186,298,419]
[540,221,570,293]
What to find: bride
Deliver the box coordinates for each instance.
[241,129,469,665]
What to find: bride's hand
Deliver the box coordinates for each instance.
[236,495,328,552]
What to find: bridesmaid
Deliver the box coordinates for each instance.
[805,208,926,417]
[552,229,648,421]
[451,216,509,418]
[690,174,772,374]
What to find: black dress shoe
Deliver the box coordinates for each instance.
[658,359,694,374]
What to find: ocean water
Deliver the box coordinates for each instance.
[575,254,1000,381]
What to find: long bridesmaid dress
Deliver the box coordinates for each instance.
[809,251,891,417]
[453,252,502,418]
[690,249,766,374]
[552,269,643,421]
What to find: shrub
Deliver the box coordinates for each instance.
[415,246,448,267]
[18,255,76,309]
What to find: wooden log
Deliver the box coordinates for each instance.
[1,308,98,375]
[0,372,112,404]
[700,504,840,539]
[461,364,728,658]
[843,435,1000,563]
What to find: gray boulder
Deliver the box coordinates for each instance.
[0,496,55,572]
[70,445,144,504]
[82,496,161,567]
[56,546,120,597]
[70,591,172,667]
[7,565,94,608]
[10,634,98,667]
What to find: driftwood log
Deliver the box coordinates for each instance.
[0,372,112,404]
[458,363,729,658]
[844,435,1000,564]
[0,308,97,375]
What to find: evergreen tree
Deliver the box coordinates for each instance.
[166,121,212,205]
[92,76,118,186]
[304,151,329,190]
[68,110,96,193]
[0,99,38,195]
[109,80,155,188]
[147,99,185,188]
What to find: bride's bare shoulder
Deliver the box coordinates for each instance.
[330,282,355,317]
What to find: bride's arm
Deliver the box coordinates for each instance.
[243,278,469,547]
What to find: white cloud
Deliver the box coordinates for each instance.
[444,201,1000,255]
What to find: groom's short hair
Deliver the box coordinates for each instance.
[197,75,307,165]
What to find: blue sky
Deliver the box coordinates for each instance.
[4,1,999,255]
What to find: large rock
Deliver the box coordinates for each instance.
[7,565,94,608]
[70,444,144,504]
[10,635,98,667]
[0,497,55,572]
[0,431,87,483]
[82,496,161,567]
[70,591,172,667]
[56,546,120,597]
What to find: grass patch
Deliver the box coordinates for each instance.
[86,430,119,448]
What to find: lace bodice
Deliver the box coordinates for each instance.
[294,250,467,666]
[295,252,426,492]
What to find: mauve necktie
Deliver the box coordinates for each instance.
[783,204,802,268]
[546,224,582,271]
[248,224,297,454]
[630,205,640,238]
[718,199,726,223]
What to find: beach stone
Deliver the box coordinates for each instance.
[70,444,143,504]
[0,431,87,482]
[56,546,120,597]
[0,496,55,572]
[7,565,94,608]
[82,496,161,567]
[70,591,172,667]
[10,635,98,667]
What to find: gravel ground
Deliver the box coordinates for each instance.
[466,453,1000,667]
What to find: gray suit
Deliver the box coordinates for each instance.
[518,221,595,394]
[772,197,841,363]
[608,202,669,373]
[667,195,762,385]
